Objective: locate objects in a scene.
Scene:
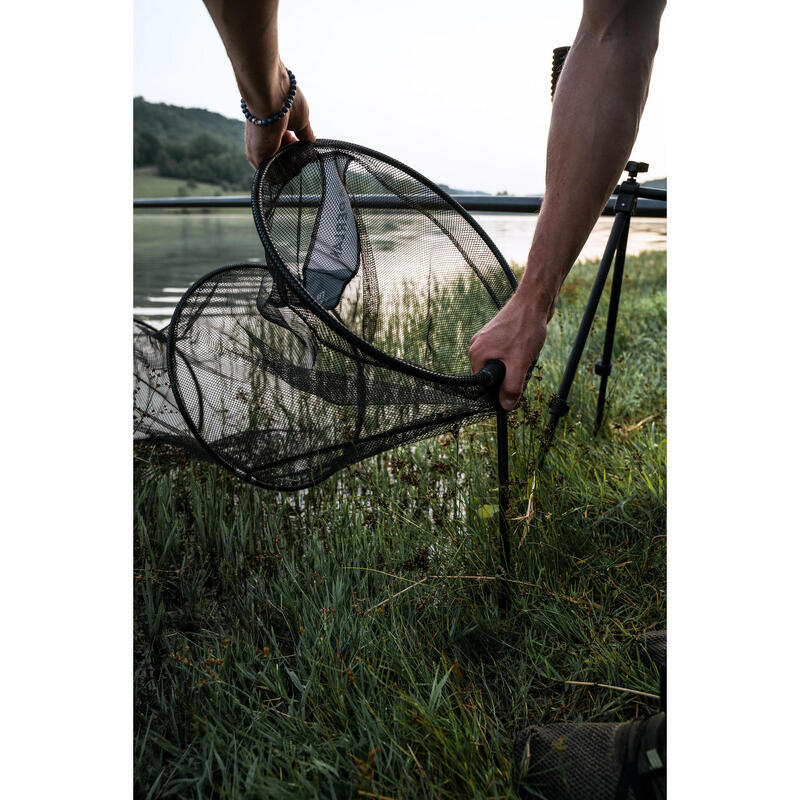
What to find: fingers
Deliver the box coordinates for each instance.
[246,124,311,169]
[244,85,315,166]
[469,345,524,411]
[467,300,548,410]
[499,365,526,411]
[245,125,283,167]
[295,121,315,142]
[467,340,484,375]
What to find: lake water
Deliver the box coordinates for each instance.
[134,210,666,329]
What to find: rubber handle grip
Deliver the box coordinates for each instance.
[478,359,506,390]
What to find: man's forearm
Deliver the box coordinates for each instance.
[517,0,666,319]
[202,0,283,118]
[203,0,313,166]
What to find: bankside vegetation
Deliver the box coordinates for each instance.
[134,251,666,798]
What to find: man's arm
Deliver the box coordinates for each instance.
[202,0,315,167]
[468,0,666,411]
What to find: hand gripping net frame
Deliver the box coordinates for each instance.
[165,140,516,544]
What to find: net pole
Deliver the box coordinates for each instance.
[497,408,510,610]
[477,359,511,610]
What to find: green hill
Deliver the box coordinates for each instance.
[134,97,251,190]
[133,97,490,197]
[134,97,244,148]
[135,97,663,198]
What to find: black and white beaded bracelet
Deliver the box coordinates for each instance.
[240,68,297,126]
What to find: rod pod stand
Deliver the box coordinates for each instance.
[539,161,649,466]
[477,359,511,611]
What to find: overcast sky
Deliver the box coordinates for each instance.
[134,0,669,195]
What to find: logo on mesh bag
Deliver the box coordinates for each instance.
[305,157,359,310]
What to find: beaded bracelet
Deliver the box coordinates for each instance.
[241,68,297,126]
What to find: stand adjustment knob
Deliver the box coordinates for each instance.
[594,360,611,377]
[625,161,649,179]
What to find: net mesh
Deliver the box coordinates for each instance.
[514,714,666,800]
[138,140,517,489]
[133,319,207,459]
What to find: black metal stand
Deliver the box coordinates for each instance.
[539,161,666,464]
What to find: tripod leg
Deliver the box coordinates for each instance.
[593,216,631,434]
[497,408,511,611]
[539,212,628,465]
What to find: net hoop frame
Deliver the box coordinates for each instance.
[165,261,494,488]
[250,139,518,389]
[165,140,518,488]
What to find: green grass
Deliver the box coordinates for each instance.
[134,251,666,799]
[134,170,233,199]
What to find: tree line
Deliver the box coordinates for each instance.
[134,97,251,189]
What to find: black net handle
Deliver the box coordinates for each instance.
[478,359,506,391]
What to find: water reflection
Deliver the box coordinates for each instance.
[134,209,666,328]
